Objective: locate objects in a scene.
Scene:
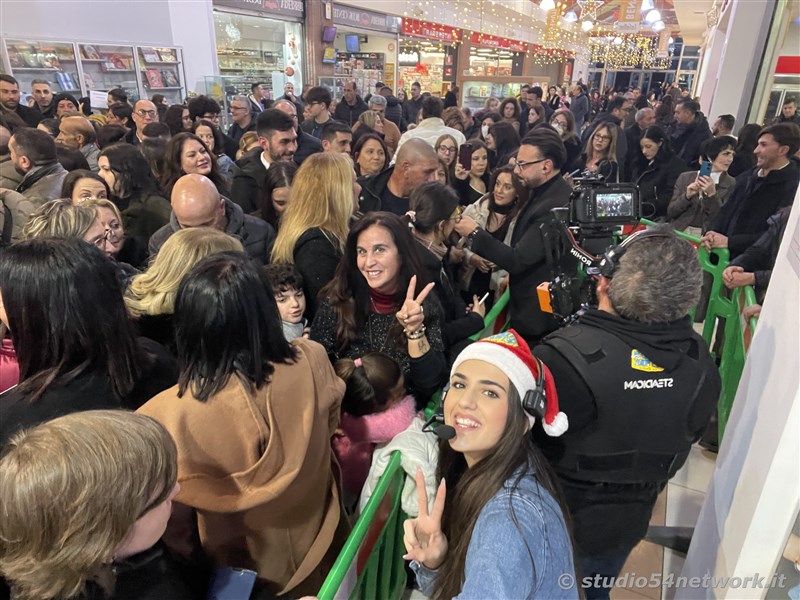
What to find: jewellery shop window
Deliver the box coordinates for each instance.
[214,11,303,104]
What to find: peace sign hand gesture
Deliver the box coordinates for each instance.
[396,275,435,335]
[403,468,448,570]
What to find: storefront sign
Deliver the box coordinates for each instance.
[401,18,461,43]
[332,4,400,33]
[398,49,420,66]
[656,29,671,57]
[212,0,304,19]
[531,44,575,59]
[616,0,640,32]
[543,4,563,43]
[470,32,528,53]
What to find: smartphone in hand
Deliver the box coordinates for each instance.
[458,143,473,171]
[698,160,712,178]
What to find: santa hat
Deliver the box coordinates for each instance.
[450,329,568,436]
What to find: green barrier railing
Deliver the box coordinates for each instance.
[468,288,511,341]
[318,451,407,600]
[639,219,758,441]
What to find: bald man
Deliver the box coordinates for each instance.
[148,173,275,264]
[358,138,439,215]
[129,99,158,145]
[56,115,100,171]
[273,98,322,166]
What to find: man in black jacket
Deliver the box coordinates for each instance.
[702,123,799,259]
[532,229,720,599]
[149,174,274,264]
[403,82,424,126]
[667,99,712,169]
[454,128,572,346]
[187,95,238,160]
[379,86,407,132]
[0,75,42,127]
[623,107,655,181]
[230,109,297,213]
[273,99,322,166]
[357,138,439,215]
[333,81,368,126]
[300,86,335,139]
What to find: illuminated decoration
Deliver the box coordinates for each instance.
[590,31,672,69]
[577,0,603,21]
[543,2,566,42]
[581,19,594,31]
[564,10,578,22]
[644,8,661,23]
[540,0,556,11]
[401,18,462,43]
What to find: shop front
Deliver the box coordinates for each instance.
[211,0,304,107]
[461,32,535,110]
[398,18,461,96]
[321,4,400,101]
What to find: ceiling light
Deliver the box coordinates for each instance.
[564,10,578,22]
[613,36,623,44]
[640,0,655,11]
[645,9,661,23]
[540,0,556,11]
[652,20,665,31]
[581,20,594,31]
[668,36,674,43]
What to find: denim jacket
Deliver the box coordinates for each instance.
[412,470,578,599]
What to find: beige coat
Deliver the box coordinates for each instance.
[138,338,346,596]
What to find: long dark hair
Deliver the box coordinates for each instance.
[433,383,575,600]
[191,118,225,158]
[60,169,110,199]
[352,133,389,177]
[99,143,161,204]
[641,125,675,165]
[160,132,228,199]
[0,238,143,403]
[261,160,297,230]
[486,164,526,235]
[488,121,520,168]
[408,182,459,235]
[164,104,187,136]
[334,352,403,416]
[174,252,296,402]
[320,212,430,352]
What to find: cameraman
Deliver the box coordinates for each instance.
[455,128,572,345]
[533,229,720,599]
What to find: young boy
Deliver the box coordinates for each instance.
[264,264,308,342]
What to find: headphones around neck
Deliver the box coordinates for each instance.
[593,229,674,279]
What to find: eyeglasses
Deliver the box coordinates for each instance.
[230,105,248,112]
[450,206,463,223]
[136,109,157,118]
[594,134,611,141]
[513,158,548,170]
[202,113,220,121]
[438,146,457,155]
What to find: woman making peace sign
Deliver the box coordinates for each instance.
[311,212,449,407]
[403,331,578,599]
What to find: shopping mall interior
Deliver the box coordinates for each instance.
[0,1,798,599]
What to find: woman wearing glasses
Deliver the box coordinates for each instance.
[407,182,485,357]
[435,134,459,169]
[573,122,619,183]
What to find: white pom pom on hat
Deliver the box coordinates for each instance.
[450,329,568,436]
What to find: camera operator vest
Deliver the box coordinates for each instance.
[542,323,718,483]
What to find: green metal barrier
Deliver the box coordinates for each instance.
[717,285,759,440]
[468,288,511,341]
[318,451,407,600]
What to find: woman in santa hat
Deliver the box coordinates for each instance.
[403,329,579,599]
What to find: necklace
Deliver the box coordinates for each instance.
[367,308,391,354]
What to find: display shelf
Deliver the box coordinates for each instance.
[137,46,186,104]
[2,39,83,95]
[138,60,182,66]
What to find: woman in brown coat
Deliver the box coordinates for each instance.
[138,251,346,597]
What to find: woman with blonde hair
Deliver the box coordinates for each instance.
[236,131,260,160]
[271,152,359,318]
[125,227,243,352]
[21,199,97,242]
[575,122,620,183]
[0,410,199,599]
[75,196,126,259]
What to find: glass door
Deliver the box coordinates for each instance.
[77,44,140,103]
[2,39,81,97]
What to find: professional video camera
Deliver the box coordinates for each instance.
[539,174,640,323]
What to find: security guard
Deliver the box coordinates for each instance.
[533,228,720,599]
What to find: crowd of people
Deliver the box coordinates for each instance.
[0,70,798,599]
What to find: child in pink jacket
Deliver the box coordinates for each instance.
[333,352,417,505]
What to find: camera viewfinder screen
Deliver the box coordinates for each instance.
[595,192,634,218]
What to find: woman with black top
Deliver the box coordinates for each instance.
[546,85,562,112]
[311,212,449,408]
[260,160,297,231]
[407,182,486,357]
[458,165,526,308]
[452,140,490,205]
[485,121,520,169]
[97,143,171,268]
[633,126,688,220]
[549,109,582,173]
[573,122,620,183]
[0,238,178,447]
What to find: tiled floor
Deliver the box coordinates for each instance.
[404,445,717,600]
